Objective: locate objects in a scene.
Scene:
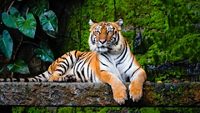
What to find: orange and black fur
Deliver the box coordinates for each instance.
[87,19,147,104]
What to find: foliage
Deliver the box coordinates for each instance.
[57,107,74,113]
[0,30,13,60]
[2,7,37,38]
[34,42,55,62]
[11,107,200,113]
[63,0,200,82]
[139,107,160,113]
[25,107,51,113]
[30,0,49,16]
[16,13,36,38]
[2,7,19,29]
[12,107,25,113]
[0,0,58,76]
[7,59,30,74]
[39,10,58,38]
[63,0,117,52]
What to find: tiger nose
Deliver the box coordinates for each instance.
[99,39,107,44]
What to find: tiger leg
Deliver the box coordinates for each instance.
[129,68,146,102]
[100,71,127,104]
[48,50,82,81]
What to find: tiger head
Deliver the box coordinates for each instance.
[88,19,125,54]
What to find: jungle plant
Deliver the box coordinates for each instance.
[0,0,58,76]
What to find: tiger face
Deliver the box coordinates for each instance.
[88,19,124,54]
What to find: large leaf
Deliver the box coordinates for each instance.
[7,59,30,74]
[0,30,13,60]
[34,42,54,62]
[2,12,17,29]
[39,10,58,38]
[2,7,20,29]
[16,13,36,38]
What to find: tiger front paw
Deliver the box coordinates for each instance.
[112,84,127,105]
[129,82,143,102]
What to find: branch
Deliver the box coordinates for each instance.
[12,36,23,61]
[6,0,15,13]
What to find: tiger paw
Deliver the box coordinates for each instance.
[112,85,127,105]
[48,74,60,81]
[129,82,143,102]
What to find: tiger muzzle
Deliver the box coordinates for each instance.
[97,40,108,53]
[99,39,107,44]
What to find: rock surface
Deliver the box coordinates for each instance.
[0,82,199,106]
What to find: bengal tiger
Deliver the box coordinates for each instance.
[87,19,147,103]
[0,19,146,104]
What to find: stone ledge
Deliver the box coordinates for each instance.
[0,82,199,106]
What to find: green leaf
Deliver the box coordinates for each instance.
[7,59,30,74]
[0,30,13,60]
[34,42,55,62]
[9,7,20,16]
[2,12,17,28]
[16,13,36,38]
[39,10,58,38]
[2,7,20,29]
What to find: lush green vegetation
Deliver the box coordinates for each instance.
[11,107,200,113]
[0,0,57,76]
[65,0,200,82]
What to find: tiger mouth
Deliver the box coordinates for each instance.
[97,46,108,53]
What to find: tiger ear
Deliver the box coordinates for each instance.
[89,19,95,26]
[89,19,97,31]
[115,19,123,27]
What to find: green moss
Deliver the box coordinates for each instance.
[60,0,200,82]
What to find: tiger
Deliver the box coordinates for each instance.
[87,19,147,103]
[0,19,147,104]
